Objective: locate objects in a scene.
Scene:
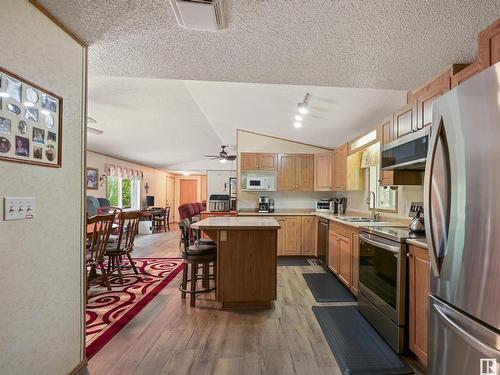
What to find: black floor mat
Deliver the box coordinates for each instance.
[313,306,413,375]
[277,256,311,266]
[303,272,356,302]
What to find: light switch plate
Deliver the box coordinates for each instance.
[3,197,35,221]
[220,230,227,241]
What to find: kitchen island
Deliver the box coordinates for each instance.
[190,216,280,309]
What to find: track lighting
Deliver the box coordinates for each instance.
[297,93,310,115]
[294,115,303,121]
[293,122,302,128]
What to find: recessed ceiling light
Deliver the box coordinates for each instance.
[293,122,302,128]
[294,115,303,121]
[182,171,191,176]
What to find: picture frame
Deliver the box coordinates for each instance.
[86,167,99,190]
[0,66,63,167]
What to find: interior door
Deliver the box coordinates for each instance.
[179,179,197,206]
[425,63,500,331]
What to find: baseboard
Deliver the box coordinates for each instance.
[68,359,88,375]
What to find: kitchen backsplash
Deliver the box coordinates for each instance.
[238,191,336,210]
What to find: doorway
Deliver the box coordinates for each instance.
[179,179,197,205]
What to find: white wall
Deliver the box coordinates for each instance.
[0,1,85,374]
[237,130,335,210]
[207,170,236,197]
[86,151,175,208]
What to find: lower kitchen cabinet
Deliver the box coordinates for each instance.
[408,244,430,368]
[351,232,359,295]
[300,216,316,255]
[274,216,315,256]
[337,234,351,286]
[328,232,340,274]
[329,221,359,295]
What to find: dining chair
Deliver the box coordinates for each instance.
[87,213,115,292]
[165,206,171,231]
[105,211,142,284]
[153,207,167,232]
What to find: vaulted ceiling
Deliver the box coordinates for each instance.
[39,0,500,171]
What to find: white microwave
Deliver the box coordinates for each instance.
[246,176,273,190]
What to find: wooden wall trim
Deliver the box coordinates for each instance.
[68,359,88,375]
[237,129,334,151]
[29,0,87,47]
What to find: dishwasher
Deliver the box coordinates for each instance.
[317,217,329,265]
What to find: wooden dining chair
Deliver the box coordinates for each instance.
[153,208,167,232]
[165,206,171,231]
[105,211,142,284]
[87,213,115,292]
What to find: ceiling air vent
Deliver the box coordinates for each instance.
[170,0,225,31]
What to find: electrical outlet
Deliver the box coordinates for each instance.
[220,230,227,241]
[3,197,35,221]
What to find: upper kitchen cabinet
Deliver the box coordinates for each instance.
[408,65,467,130]
[277,154,314,192]
[332,143,364,191]
[451,19,500,88]
[314,152,333,191]
[240,152,277,171]
[393,102,417,139]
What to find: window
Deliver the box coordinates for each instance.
[106,176,140,209]
[369,165,397,211]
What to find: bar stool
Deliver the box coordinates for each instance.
[178,219,216,307]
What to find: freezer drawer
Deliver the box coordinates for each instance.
[429,295,500,375]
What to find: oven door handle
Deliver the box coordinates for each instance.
[359,234,400,254]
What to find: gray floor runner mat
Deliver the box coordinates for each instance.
[303,272,356,302]
[277,256,311,266]
[312,306,414,375]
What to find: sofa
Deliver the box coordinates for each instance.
[178,202,206,222]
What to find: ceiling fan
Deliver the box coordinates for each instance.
[204,145,236,163]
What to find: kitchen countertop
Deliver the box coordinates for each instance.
[406,238,428,249]
[237,209,317,216]
[190,216,280,230]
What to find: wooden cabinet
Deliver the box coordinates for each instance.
[351,232,359,296]
[450,62,481,88]
[295,154,314,191]
[275,216,302,255]
[409,244,430,368]
[393,102,417,139]
[337,234,352,287]
[314,152,333,191]
[332,144,347,191]
[300,216,316,256]
[240,153,277,171]
[328,232,340,274]
[277,154,314,192]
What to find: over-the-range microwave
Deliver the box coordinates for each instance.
[381,127,430,171]
[246,176,274,191]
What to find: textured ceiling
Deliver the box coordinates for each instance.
[88,77,404,171]
[38,0,500,90]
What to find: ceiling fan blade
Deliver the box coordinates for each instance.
[226,155,237,160]
[203,155,220,158]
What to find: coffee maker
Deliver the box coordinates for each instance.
[258,197,271,213]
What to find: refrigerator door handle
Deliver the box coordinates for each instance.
[424,117,449,277]
[434,304,500,361]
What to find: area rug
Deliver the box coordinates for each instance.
[85,257,183,359]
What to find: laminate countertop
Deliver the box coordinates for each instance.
[406,238,428,249]
[237,209,317,216]
[190,216,280,230]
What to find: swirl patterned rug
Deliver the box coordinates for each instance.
[86,257,183,359]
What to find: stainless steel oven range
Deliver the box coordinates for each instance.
[357,226,424,353]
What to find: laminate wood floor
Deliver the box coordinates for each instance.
[85,226,424,375]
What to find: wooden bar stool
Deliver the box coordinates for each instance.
[178,219,216,307]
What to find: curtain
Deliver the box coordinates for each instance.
[105,164,143,180]
[361,146,380,168]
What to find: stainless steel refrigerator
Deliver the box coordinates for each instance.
[425,62,500,374]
